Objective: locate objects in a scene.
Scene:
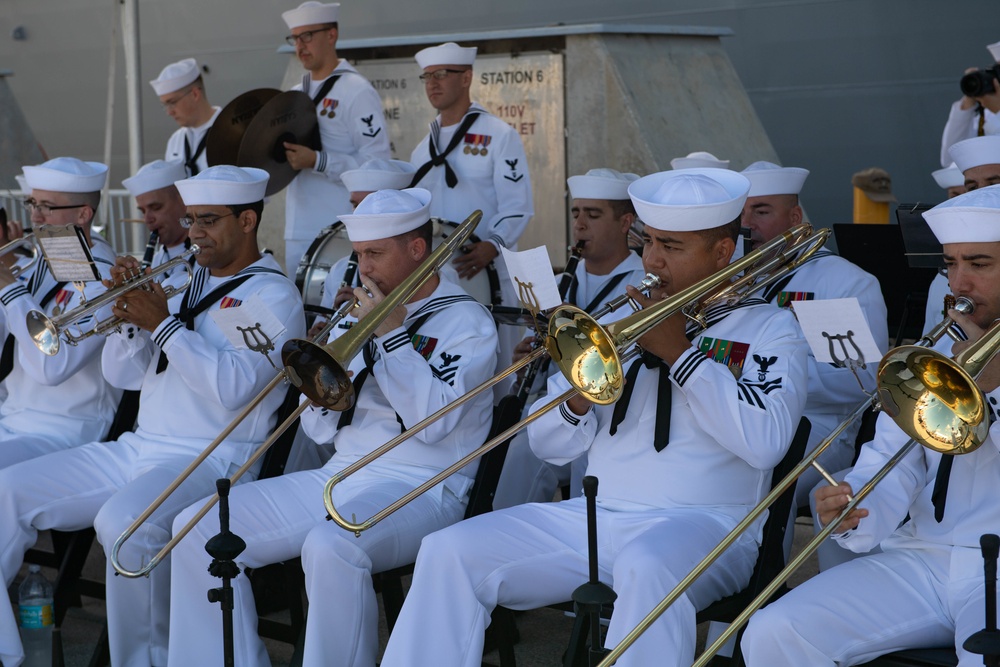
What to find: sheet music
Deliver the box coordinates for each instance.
[210,293,287,357]
[500,246,561,311]
[790,298,883,366]
[34,224,100,282]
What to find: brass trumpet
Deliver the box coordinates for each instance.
[324,223,832,536]
[596,297,987,667]
[26,245,200,356]
[110,210,482,578]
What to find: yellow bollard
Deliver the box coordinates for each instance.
[851,167,895,224]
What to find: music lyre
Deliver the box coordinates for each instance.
[238,323,278,371]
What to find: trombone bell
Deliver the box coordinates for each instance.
[877,346,988,455]
[547,305,623,405]
[281,338,355,411]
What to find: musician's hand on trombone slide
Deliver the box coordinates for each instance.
[354,279,406,337]
[815,482,868,533]
[107,256,170,333]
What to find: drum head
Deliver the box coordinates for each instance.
[295,219,502,309]
[295,222,351,308]
[206,88,281,167]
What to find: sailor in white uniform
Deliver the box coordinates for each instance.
[281,1,391,276]
[314,158,419,316]
[925,136,1000,333]
[742,184,1000,667]
[939,40,1000,168]
[741,161,888,508]
[0,157,120,470]
[122,159,194,276]
[409,42,534,388]
[493,168,647,509]
[151,58,221,177]
[381,168,809,667]
[166,188,498,667]
[0,165,305,667]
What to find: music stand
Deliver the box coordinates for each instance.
[832,223,937,345]
[896,203,944,271]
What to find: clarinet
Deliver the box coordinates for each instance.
[512,240,585,405]
[340,251,360,290]
[139,230,159,272]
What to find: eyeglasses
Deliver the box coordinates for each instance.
[23,199,87,216]
[418,69,467,83]
[179,212,235,230]
[160,87,195,110]
[285,27,332,46]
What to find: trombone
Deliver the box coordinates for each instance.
[596,297,987,667]
[110,210,483,578]
[324,223,832,536]
[0,234,40,279]
[26,245,201,355]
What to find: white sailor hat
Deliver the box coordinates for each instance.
[415,42,477,69]
[948,135,1000,173]
[932,164,965,190]
[923,185,1000,244]
[628,168,750,232]
[670,151,730,170]
[122,160,187,198]
[23,157,108,193]
[282,1,339,29]
[341,159,417,193]
[174,165,269,206]
[741,161,809,197]
[14,174,27,192]
[988,40,1000,63]
[567,168,640,201]
[150,58,200,97]
[340,189,431,243]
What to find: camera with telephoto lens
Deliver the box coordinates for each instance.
[960,64,1000,98]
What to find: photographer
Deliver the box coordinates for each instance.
[940,40,1000,167]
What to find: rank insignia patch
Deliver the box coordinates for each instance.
[320,98,339,118]
[410,334,438,361]
[698,337,750,377]
[463,133,491,156]
[776,291,814,308]
[219,296,242,309]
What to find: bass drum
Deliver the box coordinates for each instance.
[295,219,501,309]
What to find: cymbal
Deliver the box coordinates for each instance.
[237,90,321,196]
[205,88,281,167]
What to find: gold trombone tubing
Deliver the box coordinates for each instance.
[597,298,976,666]
[109,296,359,578]
[602,311,1000,667]
[325,224,831,536]
[111,210,483,578]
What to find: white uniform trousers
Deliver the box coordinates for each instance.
[380,497,757,667]
[0,423,84,470]
[741,545,986,666]
[166,463,466,667]
[0,437,232,667]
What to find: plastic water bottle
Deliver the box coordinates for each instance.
[18,564,53,667]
